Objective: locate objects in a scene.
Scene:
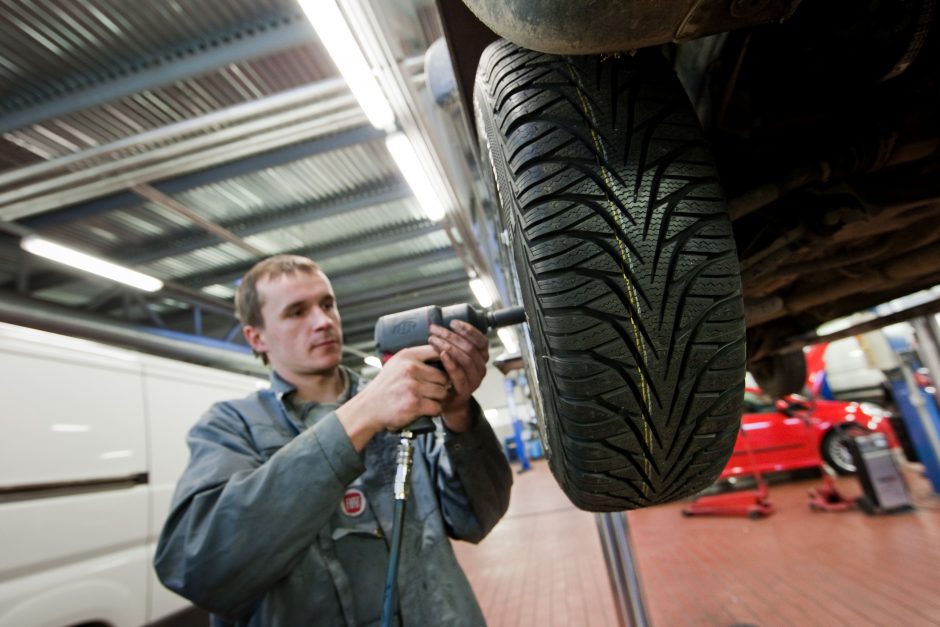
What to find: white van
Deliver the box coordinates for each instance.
[823,335,891,403]
[0,322,265,626]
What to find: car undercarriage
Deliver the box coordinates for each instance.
[438,0,939,509]
[445,0,940,384]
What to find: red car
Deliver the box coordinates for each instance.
[720,389,898,479]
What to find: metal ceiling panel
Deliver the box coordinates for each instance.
[0,0,311,105]
[41,202,191,253]
[2,44,335,161]
[31,138,402,254]
[144,242,257,280]
[169,139,399,219]
[245,198,428,252]
[320,230,453,275]
[337,256,466,297]
[0,0,487,369]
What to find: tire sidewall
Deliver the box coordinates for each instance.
[473,80,565,473]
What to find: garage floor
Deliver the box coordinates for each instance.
[454,459,940,626]
[452,458,619,626]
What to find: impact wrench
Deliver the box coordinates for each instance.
[373,303,526,627]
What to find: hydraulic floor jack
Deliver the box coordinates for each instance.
[682,426,775,519]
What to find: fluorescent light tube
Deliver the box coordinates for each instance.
[21,235,164,292]
[300,0,395,131]
[385,132,446,221]
[469,278,493,307]
[51,424,91,433]
[497,327,519,354]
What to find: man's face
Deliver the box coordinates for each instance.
[243,270,343,377]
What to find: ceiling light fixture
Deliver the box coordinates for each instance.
[469,278,494,308]
[497,327,519,354]
[299,0,395,132]
[21,235,164,292]
[385,132,446,221]
[301,2,453,222]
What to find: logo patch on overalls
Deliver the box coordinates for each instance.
[341,488,366,517]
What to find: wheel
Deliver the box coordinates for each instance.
[473,40,747,511]
[750,350,807,399]
[822,427,866,475]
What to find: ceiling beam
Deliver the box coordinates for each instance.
[130,183,265,257]
[177,224,444,289]
[83,226,449,322]
[14,181,416,296]
[0,78,348,192]
[20,125,385,229]
[0,12,315,134]
[119,181,412,264]
[338,270,469,308]
[328,249,460,291]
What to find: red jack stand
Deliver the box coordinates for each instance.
[682,428,775,519]
[808,469,854,512]
[793,404,853,512]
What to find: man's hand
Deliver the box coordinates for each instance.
[336,320,489,450]
[428,320,490,433]
[336,345,450,451]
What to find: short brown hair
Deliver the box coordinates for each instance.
[235,255,321,328]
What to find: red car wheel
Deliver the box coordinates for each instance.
[822,426,868,475]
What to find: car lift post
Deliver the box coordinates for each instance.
[866,324,940,493]
[596,511,650,627]
[909,317,940,493]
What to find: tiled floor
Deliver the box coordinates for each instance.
[453,459,621,627]
[455,459,940,627]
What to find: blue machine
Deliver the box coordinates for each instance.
[885,352,940,493]
[503,375,531,472]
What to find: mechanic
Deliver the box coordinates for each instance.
[154,254,513,626]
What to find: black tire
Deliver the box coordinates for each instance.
[750,350,807,399]
[822,427,866,475]
[473,40,747,511]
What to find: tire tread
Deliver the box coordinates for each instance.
[475,41,746,510]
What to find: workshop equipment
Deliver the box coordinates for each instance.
[374,303,526,627]
[807,466,854,513]
[682,427,775,519]
[784,402,854,513]
[846,431,914,514]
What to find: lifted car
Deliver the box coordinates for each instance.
[436,0,939,510]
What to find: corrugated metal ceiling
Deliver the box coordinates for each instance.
[0,0,492,368]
